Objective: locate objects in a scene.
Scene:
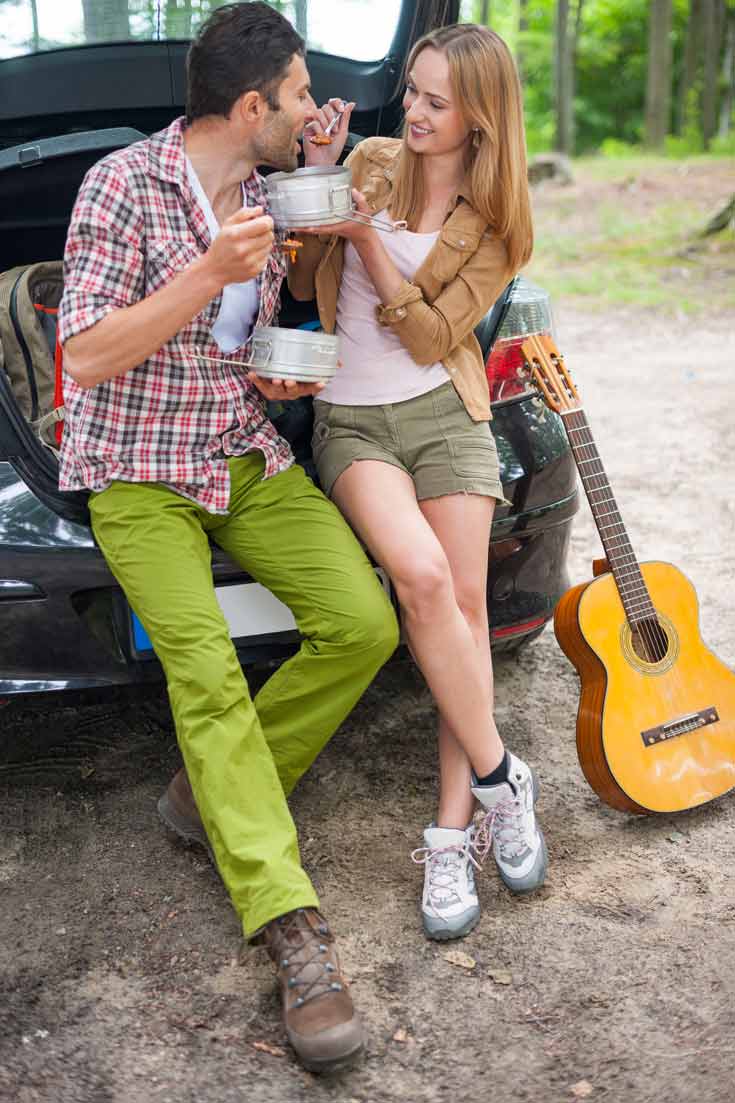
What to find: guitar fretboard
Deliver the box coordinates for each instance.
[562,409,657,624]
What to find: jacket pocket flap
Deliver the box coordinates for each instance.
[439,227,482,253]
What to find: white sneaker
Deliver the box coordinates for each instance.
[412,825,481,941]
[471,752,548,893]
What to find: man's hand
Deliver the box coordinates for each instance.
[247,373,326,401]
[303,99,355,167]
[204,206,274,290]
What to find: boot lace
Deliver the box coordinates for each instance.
[267,909,344,1009]
[472,798,528,863]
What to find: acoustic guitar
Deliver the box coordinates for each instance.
[522,334,735,814]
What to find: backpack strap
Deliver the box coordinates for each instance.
[32,301,65,446]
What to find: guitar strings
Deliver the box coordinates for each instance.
[529,340,663,664]
[567,409,660,661]
[564,407,661,662]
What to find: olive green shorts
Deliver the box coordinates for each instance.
[312,381,506,503]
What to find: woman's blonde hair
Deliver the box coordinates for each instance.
[390,24,533,272]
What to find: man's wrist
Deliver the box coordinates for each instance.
[190,252,224,300]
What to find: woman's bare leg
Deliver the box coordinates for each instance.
[331,461,503,777]
[419,493,499,829]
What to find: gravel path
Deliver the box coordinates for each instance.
[1,306,734,1103]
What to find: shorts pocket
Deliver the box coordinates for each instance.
[313,401,355,430]
[311,411,330,463]
[311,402,355,463]
[447,429,499,480]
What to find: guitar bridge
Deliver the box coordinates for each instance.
[641,707,719,747]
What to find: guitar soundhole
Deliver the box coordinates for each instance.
[630,617,669,664]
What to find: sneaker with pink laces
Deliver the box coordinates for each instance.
[412,825,481,940]
[471,751,548,894]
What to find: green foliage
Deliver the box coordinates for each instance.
[527,156,735,315]
[461,0,731,156]
[599,138,640,158]
[664,133,704,156]
[710,132,735,155]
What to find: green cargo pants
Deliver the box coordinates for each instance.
[89,454,399,938]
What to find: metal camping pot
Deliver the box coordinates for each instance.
[265,165,406,232]
[198,327,339,382]
[246,327,339,381]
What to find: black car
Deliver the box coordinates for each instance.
[0,0,578,697]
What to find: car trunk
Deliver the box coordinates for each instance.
[0,2,462,522]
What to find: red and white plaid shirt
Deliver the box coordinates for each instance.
[58,117,292,514]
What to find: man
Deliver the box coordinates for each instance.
[58,1,398,1074]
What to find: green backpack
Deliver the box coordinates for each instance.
[0,261,65,448]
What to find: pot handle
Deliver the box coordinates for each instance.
[196,338,273,369]
[328,182,406,233]
[344,209,408,233]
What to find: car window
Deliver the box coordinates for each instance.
[0,0,401,63]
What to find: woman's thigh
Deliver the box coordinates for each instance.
[419,493,494,639]
[331,459,451,590]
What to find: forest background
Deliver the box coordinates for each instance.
[463,0,735,158]
[2,0,733,313]
[459,0,735,314]
[3,1,734,157]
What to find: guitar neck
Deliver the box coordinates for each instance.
[561,408,656,624]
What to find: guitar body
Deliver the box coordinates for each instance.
[555,560,735,814]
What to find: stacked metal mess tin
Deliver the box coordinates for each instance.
[199,165,406,383]
[246,326,338,382]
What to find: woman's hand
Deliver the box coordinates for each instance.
[303,99,355,167]
[294,189,375,245]
[247,373,326,401]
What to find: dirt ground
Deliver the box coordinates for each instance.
[1,188,735,1102]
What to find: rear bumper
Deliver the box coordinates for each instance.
[0,364,580,695]
[0,485,578,698]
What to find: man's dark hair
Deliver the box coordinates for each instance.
[186,1,305,123]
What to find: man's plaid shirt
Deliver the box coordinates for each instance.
[58,117,293,514]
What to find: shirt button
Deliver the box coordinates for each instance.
[396,308,407,319]
[458,239,466,246]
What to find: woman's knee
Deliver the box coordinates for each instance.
[394,557,454,623]
[455,588,489,636]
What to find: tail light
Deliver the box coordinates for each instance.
[486,277,554,404]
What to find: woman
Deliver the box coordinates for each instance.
[290,24,547,940]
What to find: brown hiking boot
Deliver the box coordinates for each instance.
[261,907,365,1072]
[157,768,214,861]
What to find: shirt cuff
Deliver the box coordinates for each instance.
[58,299,123,346]
[375,280,424,326]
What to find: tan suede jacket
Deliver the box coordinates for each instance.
[287,136,516,421]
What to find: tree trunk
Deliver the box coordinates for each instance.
[554,0,574,155]
[719,7,735,137]
[479,0,490,24]
[517,0,528,81]
[644,0,673,149]
[81,0,130,42]
[165,0,193,39]
[30,0,39,51]
[677,0,702,134]
[570,0,584,140]
[701,0,721,147]
[294,0,308,38]
[701,192,735,235]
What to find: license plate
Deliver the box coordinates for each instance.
[130,570,392,657]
